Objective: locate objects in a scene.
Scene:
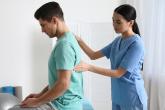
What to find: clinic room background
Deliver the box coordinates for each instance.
[0,0,165,110]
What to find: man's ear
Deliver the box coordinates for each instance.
[51,16,58,24]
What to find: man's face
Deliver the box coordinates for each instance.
[38,18,57,38]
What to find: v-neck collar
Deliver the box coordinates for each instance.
[118,34,137,51]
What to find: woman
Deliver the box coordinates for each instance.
[74,4,148,110]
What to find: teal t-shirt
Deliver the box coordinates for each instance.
[48,32,83,110]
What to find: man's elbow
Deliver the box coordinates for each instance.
[60,80,70,91]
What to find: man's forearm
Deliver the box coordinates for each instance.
[38,85,49,96]
[36,70,71,105]
[37,80,69,104]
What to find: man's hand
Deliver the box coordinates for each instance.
[25,93,40,99]
[21,98,41,108]
[22,93,40,103]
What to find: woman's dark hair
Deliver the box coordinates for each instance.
[114,4,140,35]
[115,4,143,70]
[34,1,64,21]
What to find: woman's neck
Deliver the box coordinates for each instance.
[122,29,135,38]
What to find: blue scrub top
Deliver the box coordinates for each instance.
[101,34,147,106]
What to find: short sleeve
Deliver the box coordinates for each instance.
[119,41,144,73]
[55,42,75,70]
[100,43,112,59]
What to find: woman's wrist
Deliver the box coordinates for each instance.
[88,64,93,71]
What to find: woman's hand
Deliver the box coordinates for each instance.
[74,61,90,72]
[74,35,82,43]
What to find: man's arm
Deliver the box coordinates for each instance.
[38,70,71,102]
[23,85,49,102]
[38,85,49,96]
[21,70,71,107]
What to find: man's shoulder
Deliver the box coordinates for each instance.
[56,38,71,47]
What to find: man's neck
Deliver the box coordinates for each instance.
[56,22,70,39]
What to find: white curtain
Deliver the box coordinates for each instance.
[121,0,165,110]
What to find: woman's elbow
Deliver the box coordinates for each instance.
[90,53,97,60]
[90,56,97,60]
[114,69,125,78]
[115,73,123,78]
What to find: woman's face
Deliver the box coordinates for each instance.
[112,12,132,34]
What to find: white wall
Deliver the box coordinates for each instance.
[0,0,52,97]
[58,0,120,23]
[0,0,121,109]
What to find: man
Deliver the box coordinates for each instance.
[10,1,83,110]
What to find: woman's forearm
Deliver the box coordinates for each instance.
[88,64,125,78]
[78,40,95,60]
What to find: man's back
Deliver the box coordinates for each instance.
[48,32,83,110]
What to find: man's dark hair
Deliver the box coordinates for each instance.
[34,1,64,21]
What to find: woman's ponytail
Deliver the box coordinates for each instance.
[133,20,140,36]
